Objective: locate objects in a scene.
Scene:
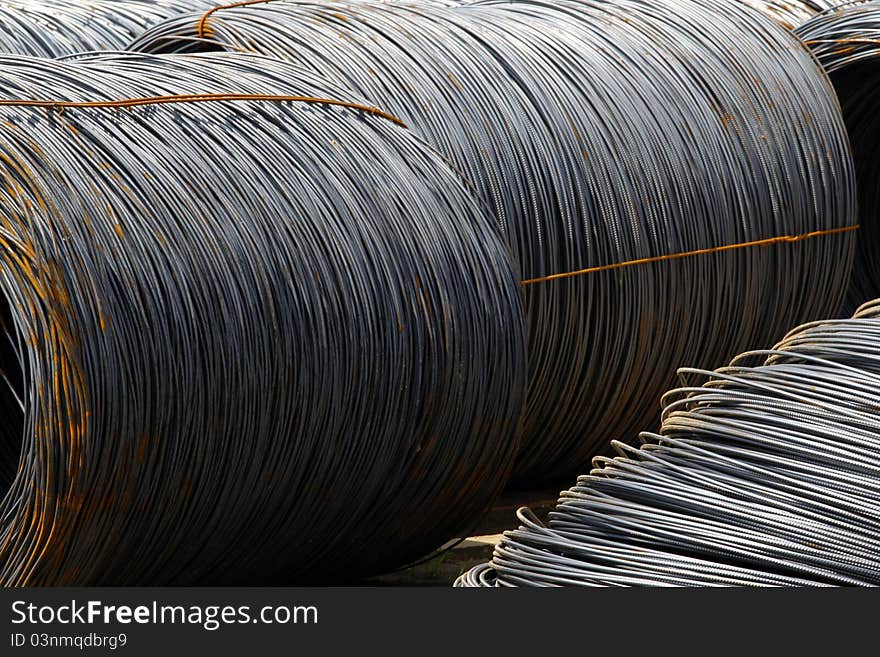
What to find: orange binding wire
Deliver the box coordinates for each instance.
[0,93,408,128]
[521,224,859,287]
[197,0,278,39]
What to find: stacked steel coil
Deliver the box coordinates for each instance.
[0,52,526,585]
[796,2,880,311]
[457,300,880,587]
[132,0,857,484]
[0,0,212,57]
[735,0,831,27]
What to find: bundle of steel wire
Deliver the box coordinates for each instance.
[795,2,880,312]
[0,0,213,57]
[131,0,857,485]
[0,51,527,585]
[457,299,880,587]
[734,0,832,28]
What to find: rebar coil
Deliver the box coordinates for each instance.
[131,0,857,484]
[0,0,213,57]
[457,299,880,587]
[0,51,527,585]
[732,0,833,28]
[795,2,880,312]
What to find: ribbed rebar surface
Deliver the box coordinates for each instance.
[797,2,880,312]
[734,0,832,27]
[0,0,212,57]
[0,52,526,585]
[132,0,858,484]
[457,299,880,587]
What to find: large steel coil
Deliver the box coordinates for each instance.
[0,0,212,57]
[0,51,527,585]
[457,300,880,587]
[733,0,832,27]
[132,0,857,485]
[796,2,880,311]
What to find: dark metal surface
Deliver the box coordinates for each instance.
[458,299,880,586]
[0,52,526,585]
[797,2,880,312]
[132,0,857,484]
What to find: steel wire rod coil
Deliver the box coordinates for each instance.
[729,0,833,28]
[0,51,527,585]
[457,299,880,587]
[131,0,857,485]
[0,0,213,57]
[796,2,880,312]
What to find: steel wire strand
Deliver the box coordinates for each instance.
[0,0,214,57]
[791,3,880,312]
[715,0,841,28]
[457,300,880,586]
[737,0,831,26]
[0,51,527,585]
[131,0,856,484]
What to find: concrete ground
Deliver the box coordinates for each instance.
[369,487,561,586]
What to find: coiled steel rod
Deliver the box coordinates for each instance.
[0,0,212,57]
[457,300,880,587]
[796,2,880,311]
[732,0,833,28]
[0,51,526,585]
[132,0,857,484]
